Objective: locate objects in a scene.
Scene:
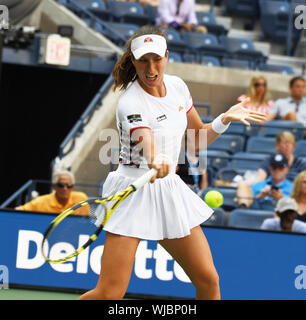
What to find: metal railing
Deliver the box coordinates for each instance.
[0,179,102,209]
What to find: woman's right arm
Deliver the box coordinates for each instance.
[131,128,171,182]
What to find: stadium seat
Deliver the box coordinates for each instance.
[258,64,295,75]
[221,57,250,70]
[196,11,228,36]
[225,122,245,135]
[202,207,226,226]
[258,120,304,140]
[201,187,238,211]
[228,209,274,229]
[219,36,266,69]
[161,28,188,54]
[294,140,306,158]
[181,32,226,60]
[100,21,138,45]
[107,0,149,26]
[168,51,183,63]
[200,55,221,67]
[201,149,231,172]
[259,0,301,44]
[207,134,245,154]
[227,152,270,171]
[84,0,112,21]
[224,0,260,19]
[143,4,158,25]
[246,136,276,155]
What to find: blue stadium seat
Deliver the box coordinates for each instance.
[143,4,158,25]
[162,28,187,54]
[84,0,112,20]
[201,149,231,172]
[258,64,295,75]
[107,0,149,26]
[200,55,221,67]
[181,32,226,59]
[219,36,266,69]
[246,136,276,154]
[221,57,250,70]
[228,209,274,229]
[294,140,306,158]
[208,134,245,154]
[227,152,270,171]
[202,207,226,226]
[259,0,301,44]
[100,21,138,44]
[196,11,228,36]
[182,53,198,64]
[168,51,183,63]
[225,122,246,135]
[224,0,260,19]
[201,187,238,211]
[258,120,304,140]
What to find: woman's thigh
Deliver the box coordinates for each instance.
[95,232,141,293]
[158,226,218,286]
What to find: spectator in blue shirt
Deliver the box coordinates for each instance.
[237,153,293,210]
[261,197,306,233]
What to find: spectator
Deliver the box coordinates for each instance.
[16,170,88,215]
[176,134,213,193]
[266,76,306,126]
[156,0,207,34]
[260,197,306,233]
[236,75,273,116]
[291,170,306,222]
[253,131,306,183]
[237,153,293,210]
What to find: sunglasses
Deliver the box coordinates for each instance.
[56,182,74,189]
[254,82,266,87]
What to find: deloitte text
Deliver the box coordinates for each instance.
[16,230,191,283]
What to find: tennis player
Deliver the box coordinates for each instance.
[79,26,266,300]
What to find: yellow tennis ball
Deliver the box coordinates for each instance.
[204,190,223,208]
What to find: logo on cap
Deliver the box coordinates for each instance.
[144,37,153,43]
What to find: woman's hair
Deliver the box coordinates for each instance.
[275,131,296,147]
[247,75,271,104]
[291,170,306,201]
[112,25,166,91]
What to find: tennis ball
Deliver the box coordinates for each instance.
[204,190,223,208]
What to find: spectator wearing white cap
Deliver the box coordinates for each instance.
[260,197,306,233]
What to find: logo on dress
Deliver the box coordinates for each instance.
[127,114,142,123]
[178,106,184,112]
[156,114,167,122]
[144,37,153,43]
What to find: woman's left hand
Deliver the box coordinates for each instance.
[222,98,267,126]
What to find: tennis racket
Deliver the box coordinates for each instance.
[41,168,157,264]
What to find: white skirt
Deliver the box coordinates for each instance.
[101,165,214,240]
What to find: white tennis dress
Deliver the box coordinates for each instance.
[102,74,213,240]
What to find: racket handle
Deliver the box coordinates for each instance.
[132,168,158,190]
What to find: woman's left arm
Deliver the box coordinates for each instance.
[186,98,267,151]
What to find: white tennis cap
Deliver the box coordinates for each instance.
[131,34,167,59]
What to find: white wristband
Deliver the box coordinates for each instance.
[211,113,231,134]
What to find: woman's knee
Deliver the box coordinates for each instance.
[194,268,220,291]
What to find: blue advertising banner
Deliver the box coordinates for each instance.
[1,209,306,299]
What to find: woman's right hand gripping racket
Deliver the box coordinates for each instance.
[41,168,157,264]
